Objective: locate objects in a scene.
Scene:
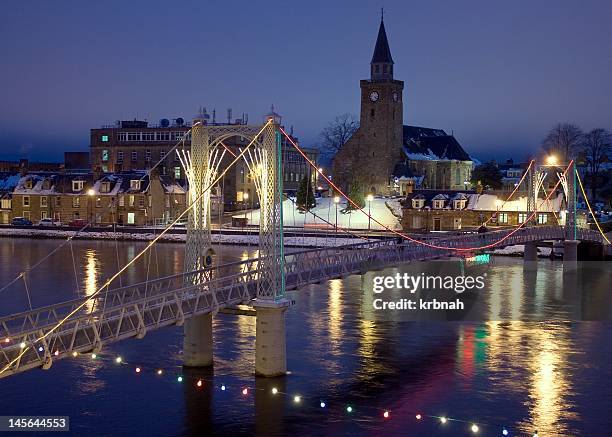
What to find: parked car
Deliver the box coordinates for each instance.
[38,218,62,227]
[11,217,33,226]
[68,218,89,228]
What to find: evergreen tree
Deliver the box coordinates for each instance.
[345,180,365,210]
[296,176,316,210]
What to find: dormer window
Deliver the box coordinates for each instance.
[72,180,84,192]
[454,199,466,210]
[412,198,425,209]
[100,181,111,193]
[130,180,141,190]
[24,179,33,189]
[432,199,445,209]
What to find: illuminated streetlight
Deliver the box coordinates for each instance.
[333,195,340,235]
[87,188,95,196]
[546,155,558,166]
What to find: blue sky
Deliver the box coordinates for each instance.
[1,0,611,162]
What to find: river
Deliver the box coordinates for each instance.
[0,238,611,436]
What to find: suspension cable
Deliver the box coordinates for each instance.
[576,169,610,244]
[482,160,534,226]
[0,120,271,376]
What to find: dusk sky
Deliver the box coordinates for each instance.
[1,0,611,163]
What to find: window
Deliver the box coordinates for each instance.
[237,191,244,202]
[1,199,10,209]
[119,196,125,207]
[25,179,33,189]
[538,213,548,224]
[23,196,30,207]
[518,213,527,224]
[41,211,48,220]
[165,197,170,208]
[145,150,151,162]
[129,195,135,207]
[412,198,425,209]
[55,197,61,207]
[139,197,145,208]
[117,151,124,163]
[102,149,109,162]
[40,196,47,207]
[455,168,461,185]
[131,151,137,162]
[72,197,80,208]
[101,135,109,142]
[412,216,423,229]
[100,181,111,193]
[72,180,84,192]
[432,200,445,209]
[117,132,127,141]
[23,211,30,219]
[130,180,141,190]
[453,199,466,210]
[53,212,60,221]
[370,108,375,118]
[96,198,102,208]
[127,132,140,141]
[174,167,181,179]
[127,212,135,224]
[141,132,155,141]
[73,212,80,220]
[171,132,183,141]
[160,150,166,159]
[156,132,169,141]
[240,169,245,184]
[499,212,508,224]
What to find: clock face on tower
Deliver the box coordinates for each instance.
[392,92,399,102]
[369,91,379,102]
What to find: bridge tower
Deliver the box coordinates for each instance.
[183,119,215,367]
[564,161,579,269]
[253,115,290,377]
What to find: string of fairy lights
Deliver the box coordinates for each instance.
[49,348,544,437]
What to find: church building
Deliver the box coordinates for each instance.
[332,17,475,195]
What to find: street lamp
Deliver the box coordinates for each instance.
[333,195,340,236]
[87,188,95,224]
[545,155,558,166]
[243,192,249,226]
[366,194,374,231]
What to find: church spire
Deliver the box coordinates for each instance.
[370,14,394,81]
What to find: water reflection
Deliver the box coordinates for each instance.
[83,249,99,313]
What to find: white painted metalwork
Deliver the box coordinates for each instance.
[0,225,605,378]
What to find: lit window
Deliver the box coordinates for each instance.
[129,195,135,207]
[23,196,30,207]
[498,212,508,224]
[101,135,109,142]
[72,197,80,208]
[174,167,181,179]
[433,200,445,209]
[40,196,47,207]
[130,180,141,190]
[412,198,425,209]
[102,149,109,162]
[518,213,527,224]
[537,213,548,224]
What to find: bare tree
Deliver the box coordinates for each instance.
[320,113,359,157]
[580,128,612,200]
[542,122,583,163]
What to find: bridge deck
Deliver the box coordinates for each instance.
[0,226,604,377]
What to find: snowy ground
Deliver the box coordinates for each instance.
[489,244,553,257]
[233,197,403,230]
[0,227,368,248]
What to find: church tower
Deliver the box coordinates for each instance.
[332,16,404,195]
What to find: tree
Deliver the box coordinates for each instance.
[345,180,365,211]
[320,113,359,158]
[542,122,583,163]
[579,128,611,200]
[470,162,503,190]
[296,175,316,211]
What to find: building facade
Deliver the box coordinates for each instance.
[332,17,474,195]
[90,113,318,210]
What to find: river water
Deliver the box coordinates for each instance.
[0,238,611,436]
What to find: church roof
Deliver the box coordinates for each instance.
[391,161,415,179]
[371,20,394,64]
[402,125,472,162]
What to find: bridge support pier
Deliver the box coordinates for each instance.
[563,239,579,272]
[254,299,290,377]
[524,241,538,270]
[183,313,213,367]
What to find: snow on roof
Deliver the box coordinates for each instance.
[0,174,20,191]
[14,175,56,195]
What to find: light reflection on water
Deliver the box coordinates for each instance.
[0,239,610,436]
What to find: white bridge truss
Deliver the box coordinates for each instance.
[0,226,604,378]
